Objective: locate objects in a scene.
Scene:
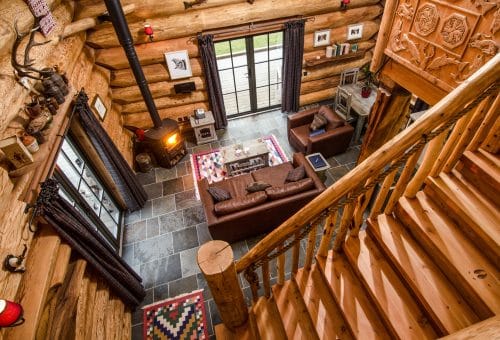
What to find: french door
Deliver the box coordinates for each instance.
[215,31,283,118]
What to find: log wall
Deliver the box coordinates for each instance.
[83,0,381,129]
[0,3,133,339]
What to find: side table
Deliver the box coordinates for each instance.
[305,152,331,182]
[189,111,218,145]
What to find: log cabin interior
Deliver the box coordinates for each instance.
[0,0,498,339]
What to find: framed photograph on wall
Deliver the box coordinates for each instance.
[92,94,107,121]
[313,30,331,47]
[164,50,193,80]
[347,24,364,41]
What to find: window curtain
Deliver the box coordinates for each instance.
[35,178,145,307]
[198,34,227,129]
[74,90,147,212]
[281,19,305,113]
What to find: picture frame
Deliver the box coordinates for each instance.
[92,94,107,121]
[164,50,193,80]
[347,24,364,41]
[313,30,331,47]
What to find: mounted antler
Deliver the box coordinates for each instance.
[11,20,51,80]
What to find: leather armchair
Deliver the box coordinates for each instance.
[287,105,354,158]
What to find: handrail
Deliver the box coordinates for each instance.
[235,53,500,273]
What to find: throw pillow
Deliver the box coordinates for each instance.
[286,165,305,182]
[246,181,271,193]
[207,187,231,202]
[309,113,328,131]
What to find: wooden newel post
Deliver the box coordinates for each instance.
[197,240,248,330]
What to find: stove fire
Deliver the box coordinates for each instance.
[144,119,186,168]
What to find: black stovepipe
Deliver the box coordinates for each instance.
[103,0,162,129]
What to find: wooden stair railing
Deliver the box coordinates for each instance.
[197,53,500,332]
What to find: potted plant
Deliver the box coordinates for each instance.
[361,64,375,98]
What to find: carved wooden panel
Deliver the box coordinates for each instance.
[385,0,499,92]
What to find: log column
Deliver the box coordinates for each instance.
[197,240,248,330]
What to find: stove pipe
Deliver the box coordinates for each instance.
[103,0,162,129]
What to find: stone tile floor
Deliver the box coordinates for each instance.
[123,108,361,339]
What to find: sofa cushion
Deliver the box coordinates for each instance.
[286,165,305,182]
[246,181,271,193]
[320,106,345,129]
[214,191,267,216]
[265,178,314,200]
[210,173,254,197]
[207,187,231,202]
[310,113,328,131]
[251,162,294,187]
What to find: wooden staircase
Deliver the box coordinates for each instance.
[215,148,499,339]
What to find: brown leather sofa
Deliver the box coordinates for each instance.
[287,105,354,158]
[198,153,326,243]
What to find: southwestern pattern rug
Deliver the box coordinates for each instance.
[190,134,289,185]
[143,290,209,340]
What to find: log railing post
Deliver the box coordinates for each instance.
[197,240,248,330]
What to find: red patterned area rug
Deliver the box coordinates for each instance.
[143,290,209,340]
[190,134,289,185]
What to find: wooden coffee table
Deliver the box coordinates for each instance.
[221,138,269,176]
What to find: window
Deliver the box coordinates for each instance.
[54,137,122,249]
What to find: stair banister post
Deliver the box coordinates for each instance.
[197,240,248,330]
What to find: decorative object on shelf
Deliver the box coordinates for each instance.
[0,136,34,169]
[183,0,206,9]
[26,111,52,144]
[3,245,27,273]
[143,23,154,42]
[91,94,107,121]
[19,132,39,153]
[361,63,375,98]
[25,96,42,118]
[313,29,331,47]
[340,0,350,11]
[304,50,365,67]
[0,300,24,328]
[26,0,56,36]
[347,23,364,40]
[351,43,359,52]
[164,50,192,80]
[326,46,334,58]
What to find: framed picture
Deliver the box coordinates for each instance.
[92,94,107,121]
[313,30,331,47]
[164,50,193,80]
[347,24,364,41]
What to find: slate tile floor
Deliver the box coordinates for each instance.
[123,108,361,339]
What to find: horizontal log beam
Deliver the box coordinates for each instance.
[300,76,340,95]
[304,5,382,33]
[304,20,379,53]
[111,58,204,87]
[303,40,375,62]
[95,36,199,70]
[112,76,206,103]
[300,87,337,106]
[86,0,381,48]
[302,51,372,82]
[122,90,208,114]
[123,102,210,129]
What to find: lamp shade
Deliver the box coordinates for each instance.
[0,299,24,327]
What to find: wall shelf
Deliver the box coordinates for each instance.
[305,50,365,67]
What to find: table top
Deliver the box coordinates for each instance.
[221,138,269,163]
[339,83,377,117]
[189,111,214,127]
[305,152,331,171]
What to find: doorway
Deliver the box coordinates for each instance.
[215,31,283,118]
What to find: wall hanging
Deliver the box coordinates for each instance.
[164,50,193,79]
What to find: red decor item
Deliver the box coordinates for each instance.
[0,300,24,327]
[361,86,372,98]
[340,0,350,9]
[144,24,154,42]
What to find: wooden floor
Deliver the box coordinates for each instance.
[215,149,500,339]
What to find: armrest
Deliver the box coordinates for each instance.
[292,152,326,191]
[308,125,354,144]
[197,178,218,226]
[287,108,318,129]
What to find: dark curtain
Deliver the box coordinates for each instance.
[198,34,227,129]
[74,90,147,212]
[36,179,145,307]
[281,19,305,113]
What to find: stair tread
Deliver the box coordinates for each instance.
[368,214,480,334]
[272,279,320,340]
[295,265,355,340]
[459,150,500,204]
[317,252,393,340]
[396,193,500,317]
[214,321,256,340]
[344,232,438,339]
[425,173,500,263]
[252,296,287,340]
[477,148,500,168]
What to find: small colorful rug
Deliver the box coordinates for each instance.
[143,290,208,340]
[190,134,289,185]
